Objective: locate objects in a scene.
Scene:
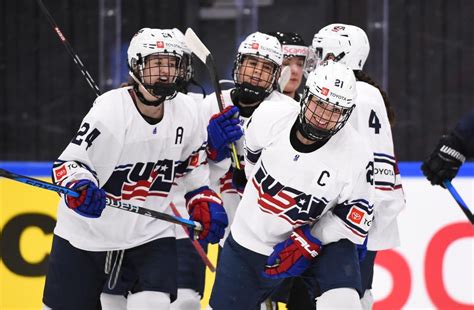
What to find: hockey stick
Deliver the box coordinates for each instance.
[169,202,216,272]
[36,0,101,97]
[278,65,291,92]
[0,168,202,231]
[184,28,241,170]
[443,180,474,224]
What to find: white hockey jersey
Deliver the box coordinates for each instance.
[173,91,207,240]
[52,88,210,251]
[350,81,405,250]
[202,89,297,246]
[232,101,375,256]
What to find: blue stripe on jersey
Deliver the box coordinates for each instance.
[246,147,262,165]
[373,152,396,160]
[2,161,474,177]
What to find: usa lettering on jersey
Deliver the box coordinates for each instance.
[252,162,327,225]
[104,159,175,202]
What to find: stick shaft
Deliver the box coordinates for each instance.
[169,202,216,272]
[36,0,101,97]
[443,180,474,224]
[0,168,202,230]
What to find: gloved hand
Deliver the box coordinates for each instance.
[207,106,243,162]
[357,238,368,262]
[65,179,106,218]
[185,186,228,244]
[421,134,466,187]
[231,166,247,193]
[263,225,322,279]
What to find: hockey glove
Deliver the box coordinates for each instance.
[207,106,243,162]
[421,134,466,187]
[65,179,106,218]
[231,166,247,193]
[185,186,228,244]
[263,225,322,279]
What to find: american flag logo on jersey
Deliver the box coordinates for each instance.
[104,159,175,202]
[251,162,327,225]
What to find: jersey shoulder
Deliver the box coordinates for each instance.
[88,87,131,128]
[355,81,385,109]
[248,96,299,135]
[337,123,374,164]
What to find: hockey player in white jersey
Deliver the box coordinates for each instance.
[308,23,406,309]
[204,31,296,248]
[42,28,228,310]
[208,60,375,310]
[99,29,219,310]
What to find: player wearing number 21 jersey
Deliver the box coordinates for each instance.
[209,61,375,309]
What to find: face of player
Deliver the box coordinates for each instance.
[282,56,305,94]
[304,95,342,131]
[238,56,276,89]
[142,54,179,85]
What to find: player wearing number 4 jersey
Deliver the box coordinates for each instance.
[42,28,228,310]
[209,61,375,310]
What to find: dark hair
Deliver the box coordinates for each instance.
[267,31,306,46]
[354,70,395,126]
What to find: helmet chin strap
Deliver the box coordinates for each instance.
[128,72,165,107]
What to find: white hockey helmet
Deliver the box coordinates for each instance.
[127,28,185,105]
[237,31,283,65]
[232,32,283,104]
[308,24,370,72]
[298,60,357,141]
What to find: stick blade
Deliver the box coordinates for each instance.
[278,65,291,92]
[184,28,210,64]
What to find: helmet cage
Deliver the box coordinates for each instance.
[131,51,183,100]
[232,53,281,103]
[298,88,354,141]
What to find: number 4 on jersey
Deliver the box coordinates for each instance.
[72,122,101,150]
[368,110,381,134]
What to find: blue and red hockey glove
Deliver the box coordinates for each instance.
[65,179,106,218]
[207,106,243,162]
[263,225,322,279]
[185,186,228,244]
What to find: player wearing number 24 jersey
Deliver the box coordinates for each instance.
[43,28,227,310]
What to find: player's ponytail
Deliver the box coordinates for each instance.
[354,70,395,126]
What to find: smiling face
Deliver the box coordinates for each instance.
[304,95,343,131]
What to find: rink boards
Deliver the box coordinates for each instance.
[0,162,473,309]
